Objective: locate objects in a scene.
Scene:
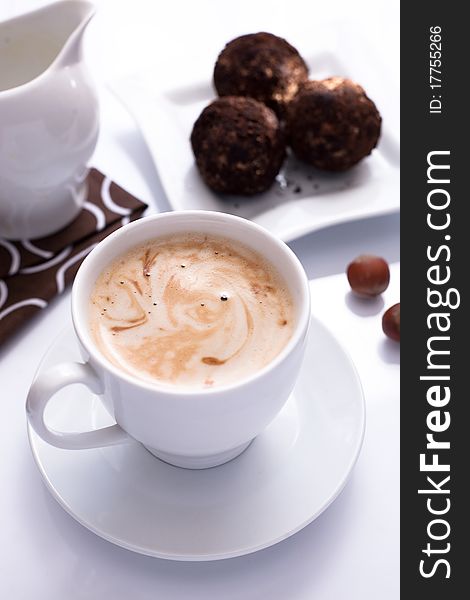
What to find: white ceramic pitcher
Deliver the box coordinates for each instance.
[0,1,99,240]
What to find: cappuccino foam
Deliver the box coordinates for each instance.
[89,234,294,388]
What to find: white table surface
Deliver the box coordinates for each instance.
[0,1,400,598]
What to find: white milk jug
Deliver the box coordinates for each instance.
[0,1,99,240]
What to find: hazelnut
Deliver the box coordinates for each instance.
[347,255,390,297]
[382,303,400,342]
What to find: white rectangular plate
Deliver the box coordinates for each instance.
[111,51,399,243]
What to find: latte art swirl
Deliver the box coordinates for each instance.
[89,234,294,387]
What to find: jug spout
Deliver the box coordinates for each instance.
[53,1,96,68]
[0,0,96,93]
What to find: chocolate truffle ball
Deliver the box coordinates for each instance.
[190,96,285,195]
[287,77,382,171]
[213,32,308,117]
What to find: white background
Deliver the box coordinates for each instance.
[0,1,400,598]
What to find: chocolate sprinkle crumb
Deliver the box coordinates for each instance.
[202,356,226,366]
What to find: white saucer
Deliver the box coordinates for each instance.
[27,317,365,561]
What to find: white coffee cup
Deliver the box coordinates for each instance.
[26,211,310,469]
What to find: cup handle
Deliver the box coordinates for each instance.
[26,362,132,450]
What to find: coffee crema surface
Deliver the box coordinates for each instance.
[89,234,294,387]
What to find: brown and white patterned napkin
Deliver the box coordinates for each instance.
[0,169,147,346]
